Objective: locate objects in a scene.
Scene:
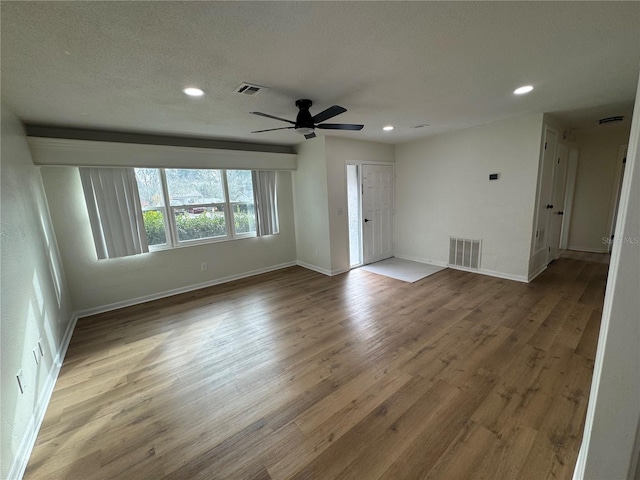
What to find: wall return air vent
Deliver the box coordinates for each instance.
[234,82,268,96]
[449,237,482,269]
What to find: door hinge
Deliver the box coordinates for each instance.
[544,142,548,150]
[557,158,560,164]
[623,157,627,164]
[536,230,539,238]
[548,246,551,252]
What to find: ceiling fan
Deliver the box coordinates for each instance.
[251,99,364,139]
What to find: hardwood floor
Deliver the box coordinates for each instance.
[24,255,608,480]
[559,249,611,264]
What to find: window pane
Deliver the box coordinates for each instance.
[174,206,227,241]
[135,168,164,208]
[135,169,168,247]
[226,170,254,203]
[232,203,256,234]
[166,169,225,206]
[141,209,167,246]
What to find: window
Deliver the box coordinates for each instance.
[135,168,258,249]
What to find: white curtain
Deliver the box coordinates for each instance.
[80,168,149,259]
[252,170,279,236]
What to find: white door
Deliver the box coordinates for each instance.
[548,143,569,261]
[533,128,558,260]
[362,164,394,264]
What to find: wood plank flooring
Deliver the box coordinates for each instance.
[24,255,608,480]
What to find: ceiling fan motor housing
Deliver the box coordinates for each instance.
[295,99,314,128]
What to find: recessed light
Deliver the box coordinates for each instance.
[183,87,205,97]
[383,125,394,131]
[513,85,534,95]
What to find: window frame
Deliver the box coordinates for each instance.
[138,168,258,251]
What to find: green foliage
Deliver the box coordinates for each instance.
[176,213,227,241]
[234,210,256,234]
[142,210,166,245]
[142,208,257,245]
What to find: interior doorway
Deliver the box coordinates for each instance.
[533,127,558,262]
[347,163,395,268]
[362,164,394,264]
[347,164,362,267]
[559,147,580,250]
[607,145,628,252]
[548,143,569,261]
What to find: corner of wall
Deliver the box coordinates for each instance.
[6,313,78,480]
[292,137,332,272]
[1,105,75,480]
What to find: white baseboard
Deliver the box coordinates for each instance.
[330,267,350,276]
[75,261,297,319]
[572,443,586,480]
[567,246,609,254]
[394,254,528,283]
[447,264,529,283]
[7,312,79,480]
[393,254,448,268]
[528,264,548,282]
[296,261,332,276]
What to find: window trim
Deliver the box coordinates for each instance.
[139,168,258,252]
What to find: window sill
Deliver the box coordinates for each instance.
[147,232,261,253]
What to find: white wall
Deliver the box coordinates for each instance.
[569,126,631,252]
[394,114,544,281]
[1,106,74,480]
[292,137,332,273]
[40,167,297,313]
[575,80,640,480]
[325,137,394,273]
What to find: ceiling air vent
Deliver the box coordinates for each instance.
[235,83,268,96]
[598,116,624,125]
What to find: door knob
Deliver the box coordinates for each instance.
[546,204,554,209]
[364,219,371,223]
[557,211,564,215]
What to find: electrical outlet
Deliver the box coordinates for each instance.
[315,249,320,259]
[201,262,208,272]
[16,370,25,394]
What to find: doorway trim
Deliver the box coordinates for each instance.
[606,145,628,252]
[559,147,580,250]
[345,160,395,270]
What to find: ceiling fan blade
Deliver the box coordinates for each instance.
[316,123,364,131]
[250,112,296,125]
[251,127,295,133]
[312,105,347,123]
[304,132,316,140]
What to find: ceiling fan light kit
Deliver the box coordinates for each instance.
[251,99,364,140]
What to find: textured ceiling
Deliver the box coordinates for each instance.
[1,1,639,146]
